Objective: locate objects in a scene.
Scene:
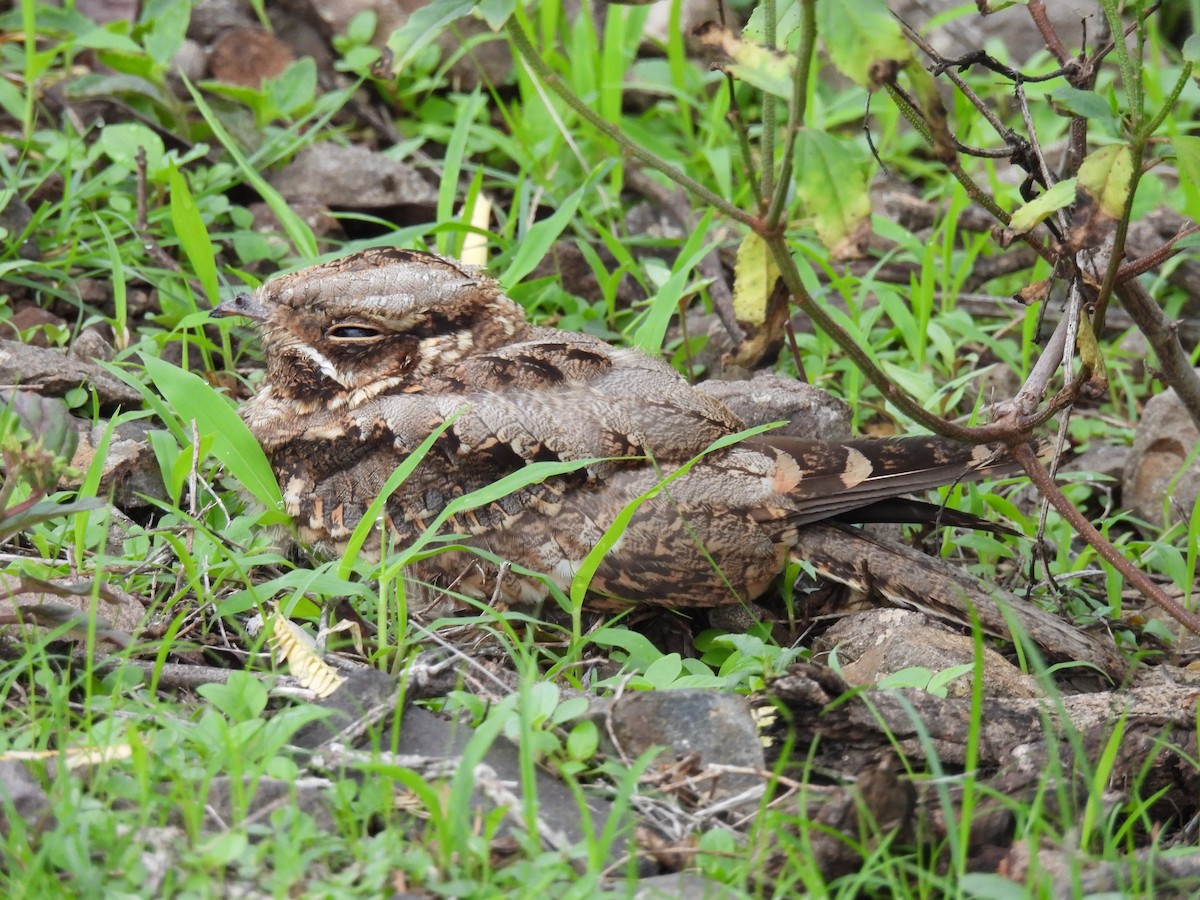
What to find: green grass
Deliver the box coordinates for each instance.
[2,0,1200,895]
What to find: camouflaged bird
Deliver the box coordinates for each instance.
[214,248,1016,610]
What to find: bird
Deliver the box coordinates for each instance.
[212,247,1020,611]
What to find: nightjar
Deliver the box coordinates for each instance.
[214,248,1018,610]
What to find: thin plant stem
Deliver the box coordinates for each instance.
[767,0,817,233]
[760,0,777,211]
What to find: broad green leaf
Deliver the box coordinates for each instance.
[1049,86,1113,120]
[1183,34,1200,64]
[142,354,285,517]
[816,0,911,88]
[732,232,779,326]
[742,0,802,48]
[589,626,664,671]
[141,0,189,66]
[197,670,268,720]
[0,79,21,121]
[1007,178,1076,235]
[76,26,142,54]
[1077,143,1133,219]
[796,130,871,258]
[98,122,165,175]
[629,208,715,353]
[267,57,317,117]
[387,0,475,73]
[476,0,517,31]
[0,497,105,544]
[168,163,220,304]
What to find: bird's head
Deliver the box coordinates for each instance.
[213,248,528,408]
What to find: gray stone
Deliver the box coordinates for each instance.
[595,690,765,805]
[1122,385,1200,528]
[65,418,167,511]
[815,608,1042,698]
[0,339,142,409]
[270,144,438,210]
[291,670,640,870]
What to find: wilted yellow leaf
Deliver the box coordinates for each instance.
[1008,178,1077,236]
[733,233,780,326]
[269,614,345,698]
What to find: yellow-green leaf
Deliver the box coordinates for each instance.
[796,130,871,258]
[1007,178,1077,235]
[732,233,779,326]
[1173,136,1200,188]
[1077,144,1133,219]
[693,22,794,100]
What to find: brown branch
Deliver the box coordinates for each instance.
[1010,442,1200,637]
[1025,0,1073,66]
[1116,222,1200,284]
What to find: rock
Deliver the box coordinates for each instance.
[1122,384,1200,528]
[1063,442,1130,482]
[209,26,295,87]
[0,306,64,346]
[248,201,343,246]
[270,143,438,210]
[0,339,142,410]
[814,609,1042,699]
[65,418,166,511]
[290,670,640,870]
[0,759,53,838]
[0,574,145,646]
[0,193,40,260]
[187,0,255,44]
[68,328,116,364]
[697,374,852,440]
[169,38,208,83]
[595,690,766,805]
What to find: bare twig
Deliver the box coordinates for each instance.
[1010,442,1200,637]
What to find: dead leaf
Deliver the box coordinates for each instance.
[269,614,346,698]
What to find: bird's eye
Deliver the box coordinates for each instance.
[327,324,384,341]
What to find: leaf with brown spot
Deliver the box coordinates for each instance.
[693,22,793,100]
[1068,144,1133,251]
[796,130,871,259]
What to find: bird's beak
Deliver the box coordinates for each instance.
[212,293,268,322]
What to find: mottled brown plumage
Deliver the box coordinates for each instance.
[215,248,1016,609]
